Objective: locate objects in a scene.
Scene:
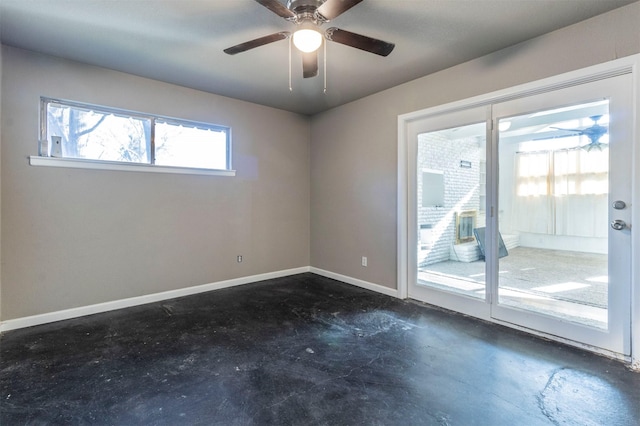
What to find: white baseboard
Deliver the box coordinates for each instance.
[0,267,400,333]
[310,267,400,298]
[0,267,310,333]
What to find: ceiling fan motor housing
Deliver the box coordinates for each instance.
[287,0,328,24]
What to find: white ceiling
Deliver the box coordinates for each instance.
[0,0,636,115]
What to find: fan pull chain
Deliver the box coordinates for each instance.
[288,36,293,92]
[323,41,327,94]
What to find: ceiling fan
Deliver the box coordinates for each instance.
[551,115,608,151]
[223,0,395,79]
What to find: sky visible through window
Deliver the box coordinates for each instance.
[155,121,227,169]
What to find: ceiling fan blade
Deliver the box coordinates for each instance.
[317,0,364,21]
[325,27,394,56]
[302,51,318,78]
[551,126,583,133]
[224,32,290,55]
[254,0,295,19]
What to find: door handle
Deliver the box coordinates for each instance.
[611,219,627,231]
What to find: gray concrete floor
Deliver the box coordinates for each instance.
[1,273,638,425]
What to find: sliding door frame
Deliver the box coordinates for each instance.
[397,54,640,367]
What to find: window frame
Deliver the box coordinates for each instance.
[32,97,235,176]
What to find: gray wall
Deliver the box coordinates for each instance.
[1,46,310,320]
[2,2,639,321]
[310,2,640,290]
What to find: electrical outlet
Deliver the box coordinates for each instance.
[237,255,243,263]
[361,256,367,267]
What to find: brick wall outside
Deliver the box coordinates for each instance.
[417,132,482,266]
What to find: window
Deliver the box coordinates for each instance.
[38,98,232,174]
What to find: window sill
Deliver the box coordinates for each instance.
[29,156,236,177]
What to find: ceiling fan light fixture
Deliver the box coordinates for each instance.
[293,28,323,52]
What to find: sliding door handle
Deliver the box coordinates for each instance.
[611,219,626,231]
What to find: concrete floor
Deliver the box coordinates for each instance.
[1,273,638,425]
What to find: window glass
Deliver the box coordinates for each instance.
[155,120,228,170]
[46,102,150,163]
[42,98,231,171]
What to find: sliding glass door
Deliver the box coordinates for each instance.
[407,73,632,355]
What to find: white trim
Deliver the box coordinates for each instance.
[29,156,236,177]
[631,54,640,371]
[0,267,309,332]
[310,267,401,298]
[397,116,409,300]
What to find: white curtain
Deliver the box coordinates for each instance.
[553,148,608,238]
[512,151,554,234]
[512,148,608,237]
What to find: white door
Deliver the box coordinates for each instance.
[407,73,632,355]
[491,74,632,354]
